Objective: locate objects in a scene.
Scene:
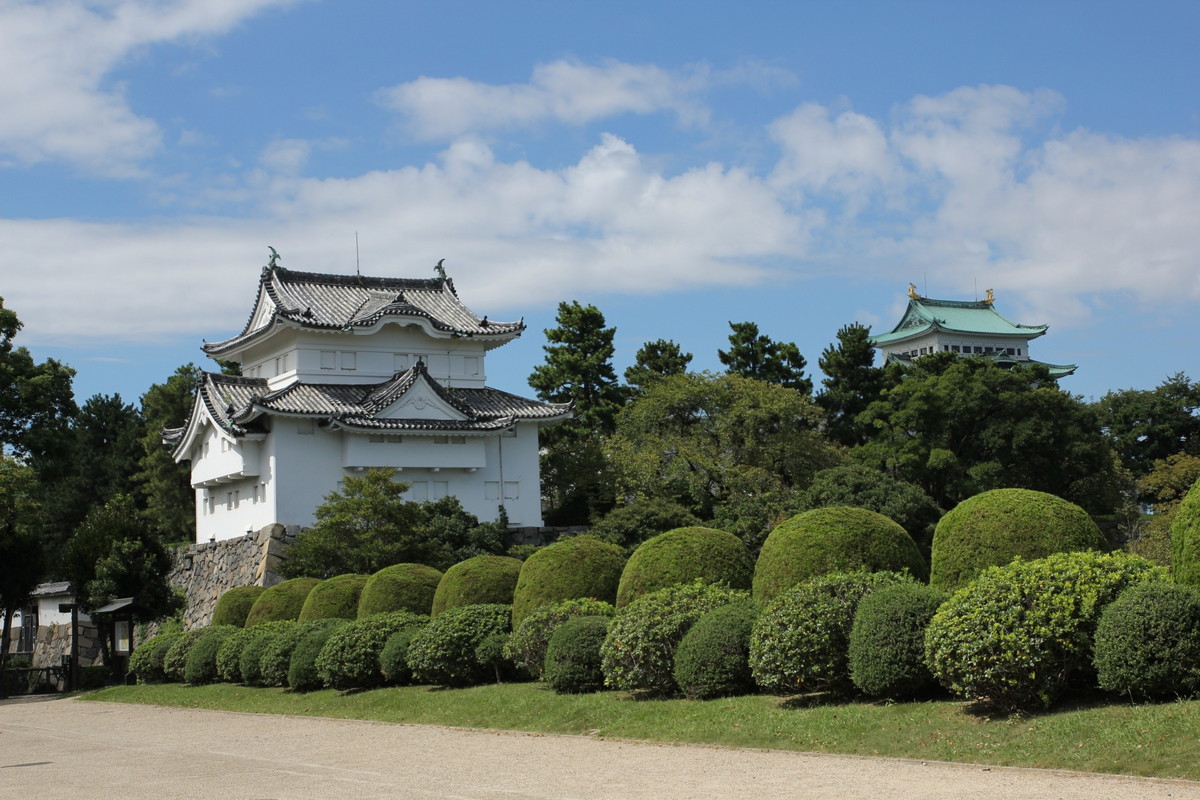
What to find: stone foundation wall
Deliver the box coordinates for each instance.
[5,621,103,669]
[168,524,300,631]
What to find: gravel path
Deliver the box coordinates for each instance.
[2,695,1197,799]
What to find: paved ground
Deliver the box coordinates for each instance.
[2,695,1198,799]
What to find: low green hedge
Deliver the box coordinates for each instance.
[297,574,369,623]
[544,616,611,694]
[239,621,295,686]
[211,586,266,627]
[129,631,181,684]
[357,563,443,618]
[752,507,927,606]
[244,578,321,626]
[287,618,349,692]
[431,556,522,616]
[1094,581,1200,700]
[315,611,429,691]
[848,583,946,699]
[616,527,753,608]
[215,627,258,682]
[511,537,626,625]
[380,626,426,685]
[673,599,759,700]
[504,598,615,680]
[406,603,512,687]
[161,629,207,683]
[183,625,238,685]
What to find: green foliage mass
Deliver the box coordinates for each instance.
[718,320,812,395]
[616,526,753,608]
[211,586,266,627]
[297,574,369,623]
[431,555,521,616]
[673,599,759,700]
[286,618,348,692]
[528,301,626,524]
[848,583,946,700]
[161,628,207,682]
[624,339,692,396]
[601,581,748,696]
[379,625,426,685]
[587,498,701,551]
[816,322,885,448]
[357,563,443,618]
[1093,581,1200,700]
[511,536,625,625]
[182,625,238,685]
[543,616,611,694]
[239,620,295,686]
[257,621,313,688]
[856,354,1120,513]
[930,488,1108,592]
[606,372,843,522]
[63,495,180,621]
[925,551,1161,711]
[750,571,913,696]
[752,507,927,605]
[135,364,199,545]
[799,464,943,557]
[1096,373,1200,477]
[0,457,44,679]
[504,598,615,680]
[244,577,320,626]
[129,631,181,684]
[406,603,512,687]
[214,627,258,682]
[1173,475,1200,585]
[315,610,429,691]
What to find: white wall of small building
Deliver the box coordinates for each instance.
[882,332,1033,361]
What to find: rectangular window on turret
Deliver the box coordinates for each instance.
[341,352,356,370]
[504,481,519,500]
[484,481,500,501]
[321,351,336,370]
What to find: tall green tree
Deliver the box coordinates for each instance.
[606,372,844,522]
[856,353,1119,512]
[0,457,45,689]
[718,321,812,394]
[1095,373,1200,477]
[816,323,885,447]
[624,339,692,396]
[527,301,627,523]
[0,297,77,464]
[136,364,199,543]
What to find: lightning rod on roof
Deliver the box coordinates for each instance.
[355,231,360,276]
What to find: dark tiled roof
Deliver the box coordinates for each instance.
[174,364,569,450]
[204,265,524,355]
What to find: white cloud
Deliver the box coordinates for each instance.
[0,0,298,176]
[375,59,713,140]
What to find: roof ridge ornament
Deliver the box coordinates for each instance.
[267,246,282,270]
[907,282,921,300]
[984,288,995,305]
[434,258,447,283]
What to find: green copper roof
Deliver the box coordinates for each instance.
[869,296,1049,346]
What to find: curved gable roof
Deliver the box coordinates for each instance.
[870,296,1049,346]
[203,265,524,356]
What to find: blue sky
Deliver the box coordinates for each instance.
[3,0,1198,410]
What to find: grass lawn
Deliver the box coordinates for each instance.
[85,682,1200,781]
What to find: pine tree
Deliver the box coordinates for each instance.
[624,339,692,396]
[718,321,812,394]
[816,323,885,447]
[136,364,200,543]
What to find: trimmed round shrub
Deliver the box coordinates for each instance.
[129,631,181,684]
[287,618,349,691]
[616,527,753,608]
[504,598,615,680]
[750,571,913,696]
[297,574,369,623]
[259,620,331,688]
[544,616,611,694]
[1094,581,1200,700]
[673,599,759,700]
[162,629,208,682]
[925,551,1161,711]
[215,627,259,682]
[601,581,748,695]
[430,555,522,616]
[929,488,1107,592]
[211,586,266,627]
[752,507,927,606]
[849,583,946,699]
[244,577,321,626]
[406,603,512,687]
[380,625,426,685]
[511,536,626,625]
[239,620,295,686]
[183,625,238,685]
[315,610,429,691]
[357,563,443,618]
[1173,476,1200,585]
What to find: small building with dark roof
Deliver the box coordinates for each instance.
[167,257,570,543]
[869,285,1077,378]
